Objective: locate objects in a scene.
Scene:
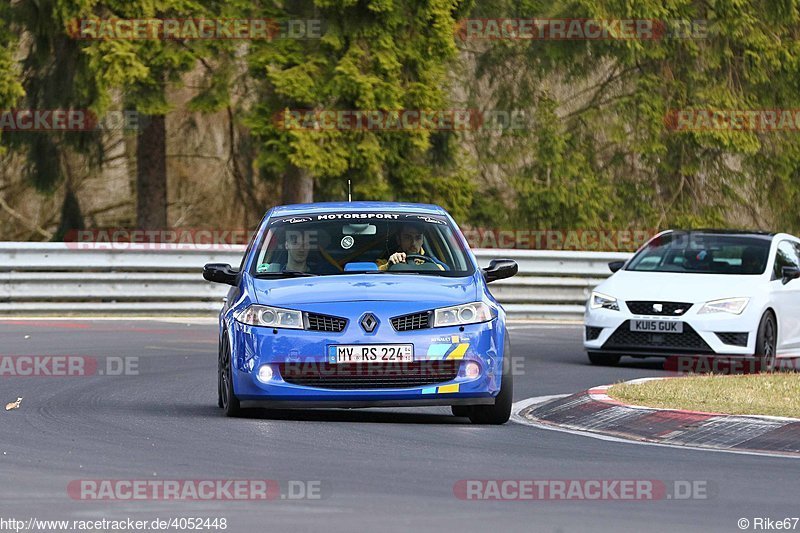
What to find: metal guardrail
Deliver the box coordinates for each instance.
[0,243,632,320]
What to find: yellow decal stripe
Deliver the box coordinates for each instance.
[446,343,469,360]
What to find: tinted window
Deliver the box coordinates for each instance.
[626,232,771,275]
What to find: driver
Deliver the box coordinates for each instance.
[377,222,445,271]
[741,246,766,274]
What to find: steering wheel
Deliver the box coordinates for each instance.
[390,254,449,271]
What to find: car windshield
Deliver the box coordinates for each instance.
[250,212,474,277]
[626,232,771,274]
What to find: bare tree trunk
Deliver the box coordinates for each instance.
[136,114,167,229]
[53,150,84,241]
[227,107,262,224]
[54,186,83,241]
[282,164,313,204]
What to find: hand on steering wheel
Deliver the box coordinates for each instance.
[404,254,435,264]
[388,252,434,265]
[387,253,448,271]
[407,254,449,270]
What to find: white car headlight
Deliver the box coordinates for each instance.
[433,302,494,327]
[698,297,749,315]
[590,291,619,311]
[234,305,304,329]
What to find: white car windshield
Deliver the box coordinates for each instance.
[626,232,771,274]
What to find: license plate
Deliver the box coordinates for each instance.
[630,320,683,333]
[329,344,414,363]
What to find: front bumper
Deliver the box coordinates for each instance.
[228,315,505,405]
[584,302,758,357]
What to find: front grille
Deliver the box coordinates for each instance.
[306,313,347,333]
[716,332,749,347]
[585,326,602,341]
[391,311,431,332]
[625,301,693,316]
[602,320,713,353]
[278,361,460,389]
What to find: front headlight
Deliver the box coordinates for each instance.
[698,297,749,315]
[590,291,619,311]
[234,304,304,329]
[433,302,495,327]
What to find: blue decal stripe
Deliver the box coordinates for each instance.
[427,343,451,357]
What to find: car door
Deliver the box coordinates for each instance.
[770,240,800,353]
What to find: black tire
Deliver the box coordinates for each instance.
[218,336,241,417]
[217,336,224,408]
[754,311,777,372]
[587,351,621,366]
[469,339,513,425]
[451,405,470,417]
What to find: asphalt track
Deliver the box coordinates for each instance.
[0,320,798,533]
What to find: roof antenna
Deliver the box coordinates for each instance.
[348,179,352,202]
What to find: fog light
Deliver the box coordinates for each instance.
[465,361,480,378]
[256,364,274,383]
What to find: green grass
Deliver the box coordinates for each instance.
[607,374,800,418]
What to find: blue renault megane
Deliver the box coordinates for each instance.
[203,202,518,424]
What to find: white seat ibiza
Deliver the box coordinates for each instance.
[584,230,800,370]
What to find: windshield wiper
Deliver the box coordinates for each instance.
[254,270,317,278]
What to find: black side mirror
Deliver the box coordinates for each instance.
[608,261,625,273]
[203,263,239,286]
[781,266,800,285]
[482,259,518,283]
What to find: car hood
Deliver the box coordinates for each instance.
[251,274,478,306]
[596,270,766,303]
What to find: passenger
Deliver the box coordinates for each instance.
[261,231,322,273]
[284,231,311,272]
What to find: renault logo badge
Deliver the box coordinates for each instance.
[360,313,378,333]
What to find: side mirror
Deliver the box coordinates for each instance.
[482,259,518,283]
[203,263,239,286]
[608,261,625,273]
[781,266,800,285]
